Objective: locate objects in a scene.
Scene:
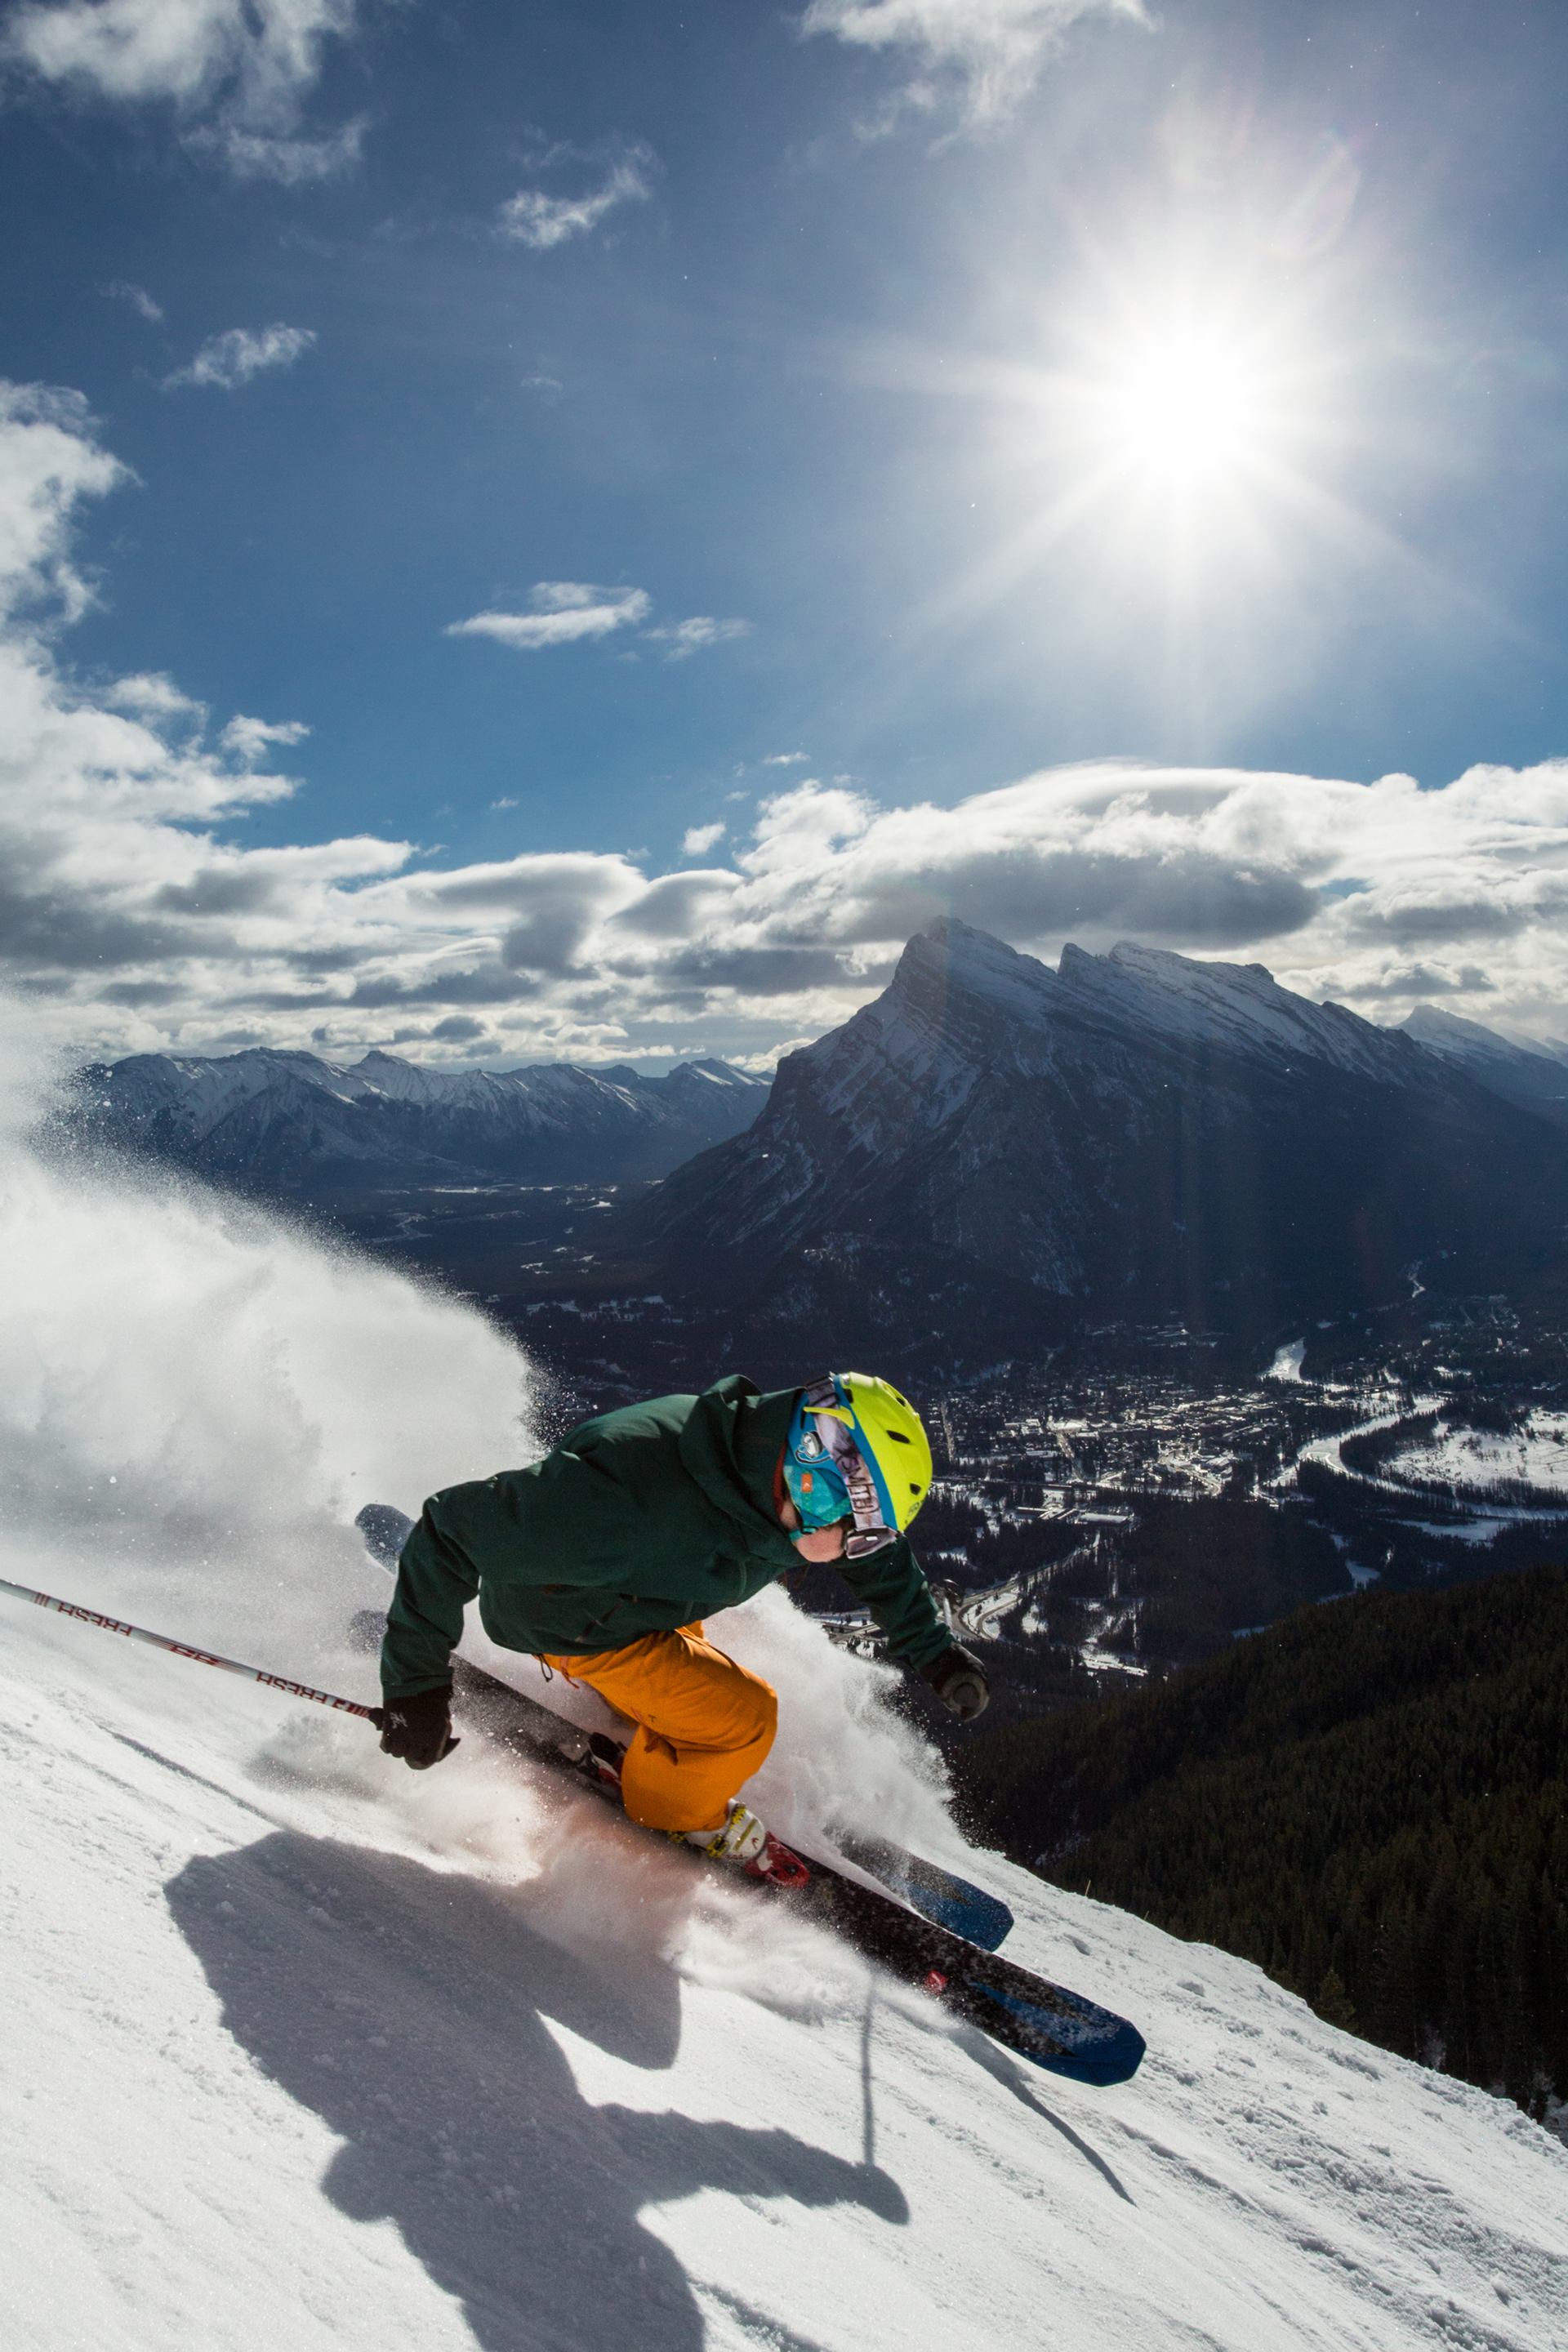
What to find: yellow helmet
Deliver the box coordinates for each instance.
[800,1371,933,1540]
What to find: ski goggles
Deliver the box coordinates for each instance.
[784,1377,898,1560]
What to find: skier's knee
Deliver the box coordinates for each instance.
[746,1677,778,1759]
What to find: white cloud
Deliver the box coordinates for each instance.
[100,279,163,320]
[762,751,809,766]
[681,822,727,856]
[446,582,653,653]
[220,713,310,764]
[163,323,316,392]
[10,378,1568,1070]
[105,672,203,721]
[800,0,1150,125]
[642,616,753,662]
[446,586,752,663]
[199,114,364,183]
[491,795,519,811]
[4,0,368,177]
[0,381,124,623]
[448,590,751,661]
[497,148,654,252]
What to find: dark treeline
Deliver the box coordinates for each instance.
[1004,1499,1348,1668]
[926,1494,1349,1668]
[1098,1497,1348,1663]
[960,1566,1568,2121]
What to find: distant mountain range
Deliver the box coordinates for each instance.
[617,920,1568,1354]
[71,935,1568,1352]
[70,1046,769,1190]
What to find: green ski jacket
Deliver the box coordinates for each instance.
[381,1375,950,1699]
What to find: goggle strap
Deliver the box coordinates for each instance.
[802,1374,895,1555]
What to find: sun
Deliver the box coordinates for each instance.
[1100,327,1267,486]
[934,255,1349,638]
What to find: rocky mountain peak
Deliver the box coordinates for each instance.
[890,919,1059,1020]
[877,922,1412,1087]
[628,918,1568,1350]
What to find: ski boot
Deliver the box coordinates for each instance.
[682,1802,811,1889]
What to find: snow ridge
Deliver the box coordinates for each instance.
[1399,1004,1568,1128]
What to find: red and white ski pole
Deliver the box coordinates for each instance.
[0,1574,384,1726]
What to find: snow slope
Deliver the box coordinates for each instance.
[2,1028,1564,2352]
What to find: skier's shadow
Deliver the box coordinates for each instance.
[167,1833,906,2352]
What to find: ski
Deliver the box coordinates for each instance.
[831,1829,1015,1954]
[449,1650,1143,2085]
[354,1502,1014,1952]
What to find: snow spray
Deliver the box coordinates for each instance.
[0,1006,534,1677]
[0,996,959,1865]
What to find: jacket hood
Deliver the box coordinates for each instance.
[677,1375,801,1545]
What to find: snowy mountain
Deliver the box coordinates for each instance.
[2,1069,1565,2351]
[70,1045,768,1190]
[1398,1003,1568,1131]
[625,920,1568,1355]
[1059,937,1423,1085]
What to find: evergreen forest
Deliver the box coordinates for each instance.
[960,1566,1568,2121]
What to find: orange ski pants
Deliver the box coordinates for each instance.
[541,1622,777,1835]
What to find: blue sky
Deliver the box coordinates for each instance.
[5,0,1568,1067]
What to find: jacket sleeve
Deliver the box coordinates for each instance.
[380,1509,479,1699]
[836,1535,951,1669]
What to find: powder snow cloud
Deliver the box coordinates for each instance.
[4,381,1568,1070]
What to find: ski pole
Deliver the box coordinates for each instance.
[0,1574,384,1726]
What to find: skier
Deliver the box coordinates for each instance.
[378,1373,990,1864]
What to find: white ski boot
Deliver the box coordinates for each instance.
[680,1802,812,1887]
[684,1800,768,1864]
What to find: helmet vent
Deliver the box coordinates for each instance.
[885,1428,911,1443]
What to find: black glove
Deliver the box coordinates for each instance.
[376,1686,457,1769]
[920,1643,990,1722]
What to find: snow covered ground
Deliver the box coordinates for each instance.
[2,1027,1565,2352]
[1385,1412,1568,1497]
